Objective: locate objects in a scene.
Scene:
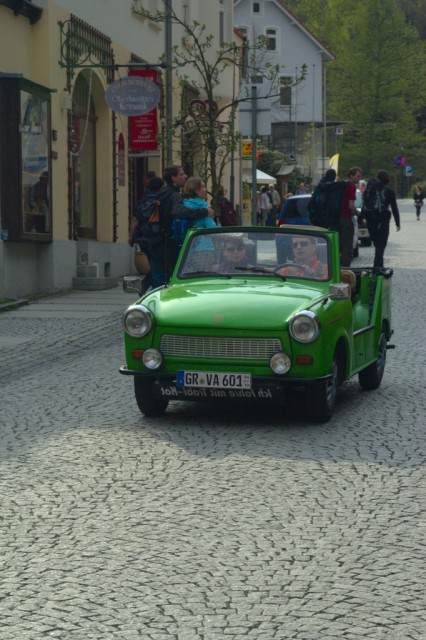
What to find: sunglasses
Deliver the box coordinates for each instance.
[292,240,310,248]
[224,246,244,253]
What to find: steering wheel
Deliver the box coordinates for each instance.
[274,262,308,274]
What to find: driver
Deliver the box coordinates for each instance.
[277,236,328,279]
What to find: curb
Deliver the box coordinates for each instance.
[0,298,29,312]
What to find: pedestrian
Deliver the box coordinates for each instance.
[363,170,401,269]
[142,170,156,194]
[130,175,164,292]
[295,182,309,195]
[320,168,337,184]
[181,177,217,270]
[268,183,281,226]
[256,190,261,225]
[413,184,424,221]
[148,166,214,287]
[339,166,362,267]
[258,186,270,226]
[217,185,238,226]
[182,178,217,232]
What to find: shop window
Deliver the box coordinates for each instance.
[0,75,52,243]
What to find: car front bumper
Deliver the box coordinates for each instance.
[119,366,332,401]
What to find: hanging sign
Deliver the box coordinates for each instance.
[105,76,160,116]
[241,140,253,158]
[129,69,159,152]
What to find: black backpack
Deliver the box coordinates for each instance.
[308,180,346,229]
[132,194,162,251]
[362,179,388,220]
[219,198,238,226]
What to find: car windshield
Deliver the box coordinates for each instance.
[178,229,330,281]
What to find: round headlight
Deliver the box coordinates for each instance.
[123,305,153,337]
[270,352,291,374]
[142,348,163,370]
[290,311,320,343]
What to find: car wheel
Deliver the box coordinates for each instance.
[353,246,359,258]
[134,377,169,417]
[306,352,340,423]
[358,331,387,390]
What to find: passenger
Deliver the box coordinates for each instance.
[212,237,252,273]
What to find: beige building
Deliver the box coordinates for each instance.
[0,0,240,298]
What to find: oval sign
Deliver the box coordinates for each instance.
[105,77,160,116]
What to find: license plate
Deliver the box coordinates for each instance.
[358,228,369,237]
[177,370,251,389]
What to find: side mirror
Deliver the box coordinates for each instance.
[329,283,350,300]
[123,276,144,296]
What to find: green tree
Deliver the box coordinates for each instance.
[283,0,426,177]
[397,0,426,40]
[257,148,290,177]
[327,0,426,176]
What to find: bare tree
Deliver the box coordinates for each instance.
[134,4,306,208]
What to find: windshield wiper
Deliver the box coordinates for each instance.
[181,270,231,277]
[234,266,286,280]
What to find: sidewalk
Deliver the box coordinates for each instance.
[0,281,132,322]
[0,281,135,374]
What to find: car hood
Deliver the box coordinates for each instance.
[143,280,327,330]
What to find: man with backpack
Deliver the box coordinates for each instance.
[308,166,361,267]
[129,175,165,292]
[148,166,214,287]
[362,170,401,269]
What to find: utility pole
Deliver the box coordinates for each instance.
[251,86,258,226]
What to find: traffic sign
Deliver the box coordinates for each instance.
[405,165,413,176]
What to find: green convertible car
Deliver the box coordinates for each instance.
[120,226,393,423]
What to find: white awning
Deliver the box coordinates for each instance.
[242,168,277,185]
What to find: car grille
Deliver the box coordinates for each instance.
[160,335,281,360]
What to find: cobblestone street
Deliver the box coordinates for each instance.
[0,202,425,640]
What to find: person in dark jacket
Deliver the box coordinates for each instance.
[149,166,214,287]
[365,170,401,269]
[413,184,424,221]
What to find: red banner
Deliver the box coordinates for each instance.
[129,69,159,152]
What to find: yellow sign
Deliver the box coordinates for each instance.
[241,140,253,158]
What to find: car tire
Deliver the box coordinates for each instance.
[358,331,387,390]
[134,377,169,417]
[306,352,340,423]
[353,246,359,258]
